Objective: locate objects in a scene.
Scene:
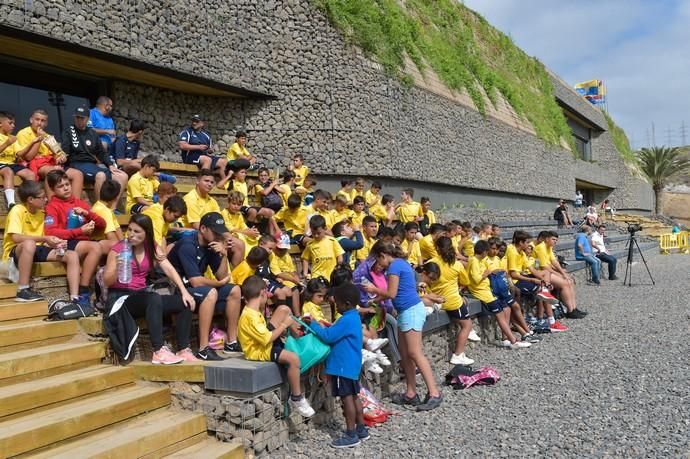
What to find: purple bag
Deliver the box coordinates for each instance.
[445,365,501,390]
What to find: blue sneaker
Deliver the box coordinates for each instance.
[76,293,91,309]
[331,431,360,449]
[158,173,177,184]
[525,315,538,325]
[356,424,370,440]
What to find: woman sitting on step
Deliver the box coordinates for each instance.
[103,213,198,365]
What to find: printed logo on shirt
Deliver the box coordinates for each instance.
[44,216,54,225]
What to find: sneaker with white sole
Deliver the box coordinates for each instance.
[468,329,481,342]
[152,345,184,365]
[510,341,532,349]
[176,347,199,362]
[366,337,389,352]
[15,287,44,302]
[362,349,378,364]
[450,352,474,365]
[536,288,559,305]
[375,350,391,366]
[364,360,384,374]
[288,396,315,418]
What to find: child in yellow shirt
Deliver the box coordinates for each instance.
[276,194,308,244]
[332,195,353,223]
[401,222,423,268]
[225,131,256,165]
[301,276,336,324]
[419,196,436,235]
[396,188,423,224]
[0,111,35,208]
[351,196,367,226]
[419,223,446,261]
[336,179,356,205]
[301,214,344,280]
[365,181,382,207]
[290,153,309,188]
[238,276,314,418]
[126,155,160,214]
[92,179,124,252]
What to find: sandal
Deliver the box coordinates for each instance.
[390,393,421,406]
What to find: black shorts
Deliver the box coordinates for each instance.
[331,376,361,398]
[10,245,52,264]
[267,323,284,362]
[181,151,220,169]
[446,304,470,320]
[515,279,539,295]
[0,164,27,174]
[130,203,147,214]
[266,279,286,295]
[66,240,81,251]
[187,284,236,311]
[483,299,507,315]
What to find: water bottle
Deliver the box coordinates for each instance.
[360,278,377,300]
[117,240,132,284]
[67,209,83,229]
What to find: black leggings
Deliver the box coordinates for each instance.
[121,291,193,352]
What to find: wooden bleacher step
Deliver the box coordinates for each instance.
[0,384,170,457]
[0,282,18,300]
[0,365,134,419]
[162,437,245,459]
[0,298,47,322]
[24,409,208,459]
[0,320,77,350]
[0,341,105,384]
[131,361,208,382]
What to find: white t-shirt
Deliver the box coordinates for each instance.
[590,231,607,254]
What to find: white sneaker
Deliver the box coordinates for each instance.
[450,352,474,365]
[500,339,513,348]
[288,396,315,418]
[366,338,389,352]
[365,361,384,374]
[510,341,532,349]
[362,349,378,364]
[468,329,481,342]
[375,350,391,366]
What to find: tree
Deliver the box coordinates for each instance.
[636,146,690,214]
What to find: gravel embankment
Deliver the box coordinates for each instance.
[274,253,690,458]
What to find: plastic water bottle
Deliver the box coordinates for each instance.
[360,278,377,300]
[117,240,132,284]
[67,209,83,229]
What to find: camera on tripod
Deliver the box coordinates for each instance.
[627,223,642,234]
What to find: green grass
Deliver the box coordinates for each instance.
[313,0,578,151]
[603,112,636,163]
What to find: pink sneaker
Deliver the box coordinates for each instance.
[152,345,184,365]
[536,288,559,305]
[176,347,200,362]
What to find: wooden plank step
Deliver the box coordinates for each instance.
[163,438,245,459]
[79,316,106,335]
[32,262,68,277]
[159,161,200,174]
[0,365,134,419]
[0,341,106,382]
[131,361,208,382]
[0,320,78,348]
[25,409,207,459]
[0,384,171,457]
[0,282,18,300]
[0,298,47,322]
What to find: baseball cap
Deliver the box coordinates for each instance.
[191,114,204,121]
[73,105,89,117]
[199,212,229,234]
[277,233,291,249]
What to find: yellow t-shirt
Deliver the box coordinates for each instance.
[401,238,422,266]
[332,208,353,224]
[467,256,495,303]
[302,300,341,322]
[293,165,309,187]
[351,210,366,227]
[419,234,438,261]
[126,172,159,213]
[369,203,387,222]
[277,184,291,207]
[301,236,344,280]
[231,181,249,205]
[221,208,248,233]
[238,307,272,361]
[336,189,357,205]
[524,255,537,273]
[429,257,469,311]
[226,142,251,161]
[485,255,503,272]
[424,210,437,225]
[356,235,377,261]
[15,127,51,158]
[397,201,423,223]
[533,241,556,270]
[0,133,17,164]
[91,200,120,241]
[276,206,308,234]
[365,190,381,207]
[270,252,296,288]
[182,189,220,228]
[462,239,475,257]
[142,203,168,244]
[500,256,508,271]
[3,204,45,260]
[231,260,255,286]
[306,207,336,232]
[506,244,530,283]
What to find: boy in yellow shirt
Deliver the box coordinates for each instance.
[221,191,258,257]
[269,234,302,291]
[419,223,446,261]
[92,179,123,252]
[276,194,308,244]
[0,111,35,208]
[181,169,220,229]
[290,153,309,188]
[365,181,382,207]
[350,196,367,226]
[126,155,160,214]
[238,276,314,417]
[301,214,344,280]
[401,222,423,269]
[142,182,182,247]
[3,181,78,303]
[225,131,256,166]
[468,240,530,349]
[336,180,357,205]
[355,216,378,262]
[396,188,423,224]
[304,189,335,237]
[332,195,353,223]
[354,177,366,198]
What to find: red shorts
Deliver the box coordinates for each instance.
[28,156,58,177]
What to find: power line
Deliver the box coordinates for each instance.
[680,121,687,146]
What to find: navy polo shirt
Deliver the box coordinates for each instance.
[167,236,222,283]
[178,127,212,155]
[111,135,141,161]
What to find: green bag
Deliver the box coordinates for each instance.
[284,316,330,373]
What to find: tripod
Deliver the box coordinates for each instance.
[623,233,655,286]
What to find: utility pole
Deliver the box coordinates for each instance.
[680,121,687,146]
[652,122,656,146]
[646,129,651,148]
[666,126,674,146]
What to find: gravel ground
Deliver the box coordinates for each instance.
[275,253,690,458]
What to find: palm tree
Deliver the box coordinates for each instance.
[636,146,690,214]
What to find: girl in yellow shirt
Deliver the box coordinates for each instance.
[301,277,339,325]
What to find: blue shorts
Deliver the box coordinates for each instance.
[187,283,236,312]
[130,203,147,214]
[0,163,27,174]
[331,376,361,398]
[515,279,539,295]
[181,151,221,169]
[69,162,111,184]
[266,279,285,295]
[10,245,52,263]
[397,301,426,332]
[483,299,509,315]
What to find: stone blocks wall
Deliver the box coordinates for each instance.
[1,0,653,210]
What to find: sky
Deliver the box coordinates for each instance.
[462,0,690,149]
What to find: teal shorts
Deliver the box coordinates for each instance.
[397,301,426,332]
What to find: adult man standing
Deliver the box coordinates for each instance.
[61,106,128,208]
[178,114,228,186]
[87,96,116,151]
[590,224,618,280]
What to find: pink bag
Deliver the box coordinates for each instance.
[208,327,227,350]
[446,366,501,390]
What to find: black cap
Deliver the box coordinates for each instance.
[191,114,204,121]
[200,212,229,234]
[73,105,89,117]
